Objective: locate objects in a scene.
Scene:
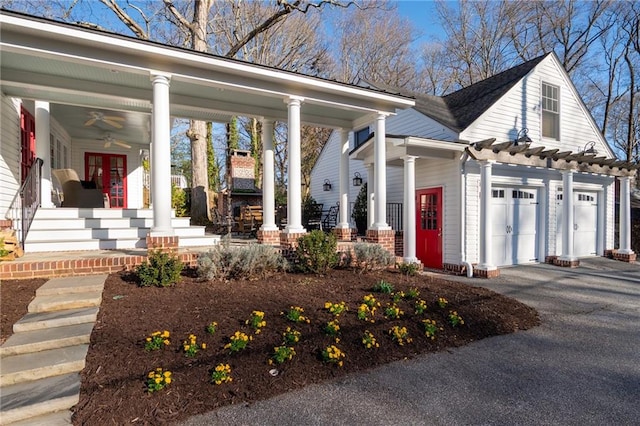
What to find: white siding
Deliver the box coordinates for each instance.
[463,163,481,264]
[0,94,21,216]
[415,158,461,264]
[70,140,144,208]
[461,55,613,158]
[387,108,457,140]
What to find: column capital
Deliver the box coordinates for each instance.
[285,95,305,106]
[150,71,172,83]
[376,112,390,119]
[401,155,418,162]
[561,169,575,176]
[478,159,496,166]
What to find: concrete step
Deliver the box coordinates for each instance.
[36,275,106,297]
[6,410,72,426]
[0,323,94,357]
[0,345,88,386]
[0,373,79,424]
[30,216,191,230]
[178,235,221,248]
[14,307,99,333]
[34,208,178,220]
[28,292,102,313]
[24,238,145,252]
[28,228,142,240]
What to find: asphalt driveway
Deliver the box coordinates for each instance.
[181,257,640,425]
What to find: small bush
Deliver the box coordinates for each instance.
[292,230,338,274]
[136,250,183,287]
[353,242,394,273]
[171,184,188,217]
[396,262,420,276]
[197,238,287,280]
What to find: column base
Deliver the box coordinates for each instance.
[474,267,500,279]
[333,227,354,241]
[280,231,307,250]
[365,229,396,256]
[554,257,580,268]
[613,250,636,263]
[257,229,280,246]
[146,234,179,254]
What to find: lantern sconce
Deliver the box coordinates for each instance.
[581,141,598,155]
[323,179,332,191]
[352,172,363,186]
[514,128,532,146]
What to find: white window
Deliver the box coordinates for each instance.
[542,82,559,140]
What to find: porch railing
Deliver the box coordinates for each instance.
[348,202,403,231]
[142,172,188,189]
[6,157,43,248]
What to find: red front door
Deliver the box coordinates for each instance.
[416,187,443,269]
[85,153,127,208]
[20,107,36,183]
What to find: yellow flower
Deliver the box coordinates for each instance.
[146,337,151,342]
[184,345,190,351]
[163,340,170,345]
[163,371,171,377]
[155,378,162,384]
[148,372,154,378]
[165,377,172,384]
[201,343,206,349]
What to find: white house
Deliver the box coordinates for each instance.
[312,53,636,276]
[0,10,413,254]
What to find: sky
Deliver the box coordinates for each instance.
[395,0,449,42]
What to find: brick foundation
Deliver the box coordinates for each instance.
[365,229,396,257]
[474,268,500,278]
[279,231,307,250]
[613,251,636,263]
[604,249,615,259]
[553,258,580,268]
[332,227,353,241]
[146,235,179,254]
[443,263,466,276]
[0,219,13,230]
[257,229,280,246]
[545,255,558,264]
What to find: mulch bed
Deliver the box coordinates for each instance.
[0,277,47,344]
[69,268,539,425]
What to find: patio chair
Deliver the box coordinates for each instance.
[52,168,109,208]
[322,203,339,231]
[305,203,323,231]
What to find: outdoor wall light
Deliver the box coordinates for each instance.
[581,141,598,155]
[352,172,363,186]
[514,128,532,146]
[323,179,332,191]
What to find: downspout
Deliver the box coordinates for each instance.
[460,152,473,278]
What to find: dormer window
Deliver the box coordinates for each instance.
[542,82,560,140]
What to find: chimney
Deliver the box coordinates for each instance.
[230,149,255,190]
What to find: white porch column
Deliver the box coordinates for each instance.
[478,160,496,271]
[337,129,350,229]
[35,101,53,208]
[150,72,174,235]
[372,113,390,230]
[260,119,278,231]
[618,176,634,255]
[285,96,305,233]
[366,163,375,228]
[403,155,418,263]
[559,170,576,261]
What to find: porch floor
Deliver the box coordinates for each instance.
[1,236,257,280]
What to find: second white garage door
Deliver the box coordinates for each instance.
[556,191,598,257]
[491,187,539,266]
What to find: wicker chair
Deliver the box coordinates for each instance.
[52,169,109,208]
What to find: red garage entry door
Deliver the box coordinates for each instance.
[416,187,442,269]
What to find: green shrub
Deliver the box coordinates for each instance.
[136,250,183,287]
[0,238,9,258]
[197,238,287,280]
[396,262,420,276]
[353,242,394,273]
[292,230,338,274]
[351,183,368,235]
[171,184,188,217]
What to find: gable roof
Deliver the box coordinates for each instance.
[414,53,550,133]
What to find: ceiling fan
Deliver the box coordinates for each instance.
[101,133,131,149]
[85,111,126,129]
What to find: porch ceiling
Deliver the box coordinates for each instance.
[0,10,415,145]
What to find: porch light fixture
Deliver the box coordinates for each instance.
[581,141,598,155]
[514,128,532,146]
[352,172,363,186]
[323,179,332,191]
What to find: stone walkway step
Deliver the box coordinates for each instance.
[0,345,89,387]
[13,307,99,333]
[36,274,107,297]
[0,373,79,424]
[0,323,94,357]
[27,292,102,313]
[6,410,72,426]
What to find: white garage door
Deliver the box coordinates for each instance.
[556,191,598,257]
[491,187,539,266]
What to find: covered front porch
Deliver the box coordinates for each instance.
[0,10,414,257]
